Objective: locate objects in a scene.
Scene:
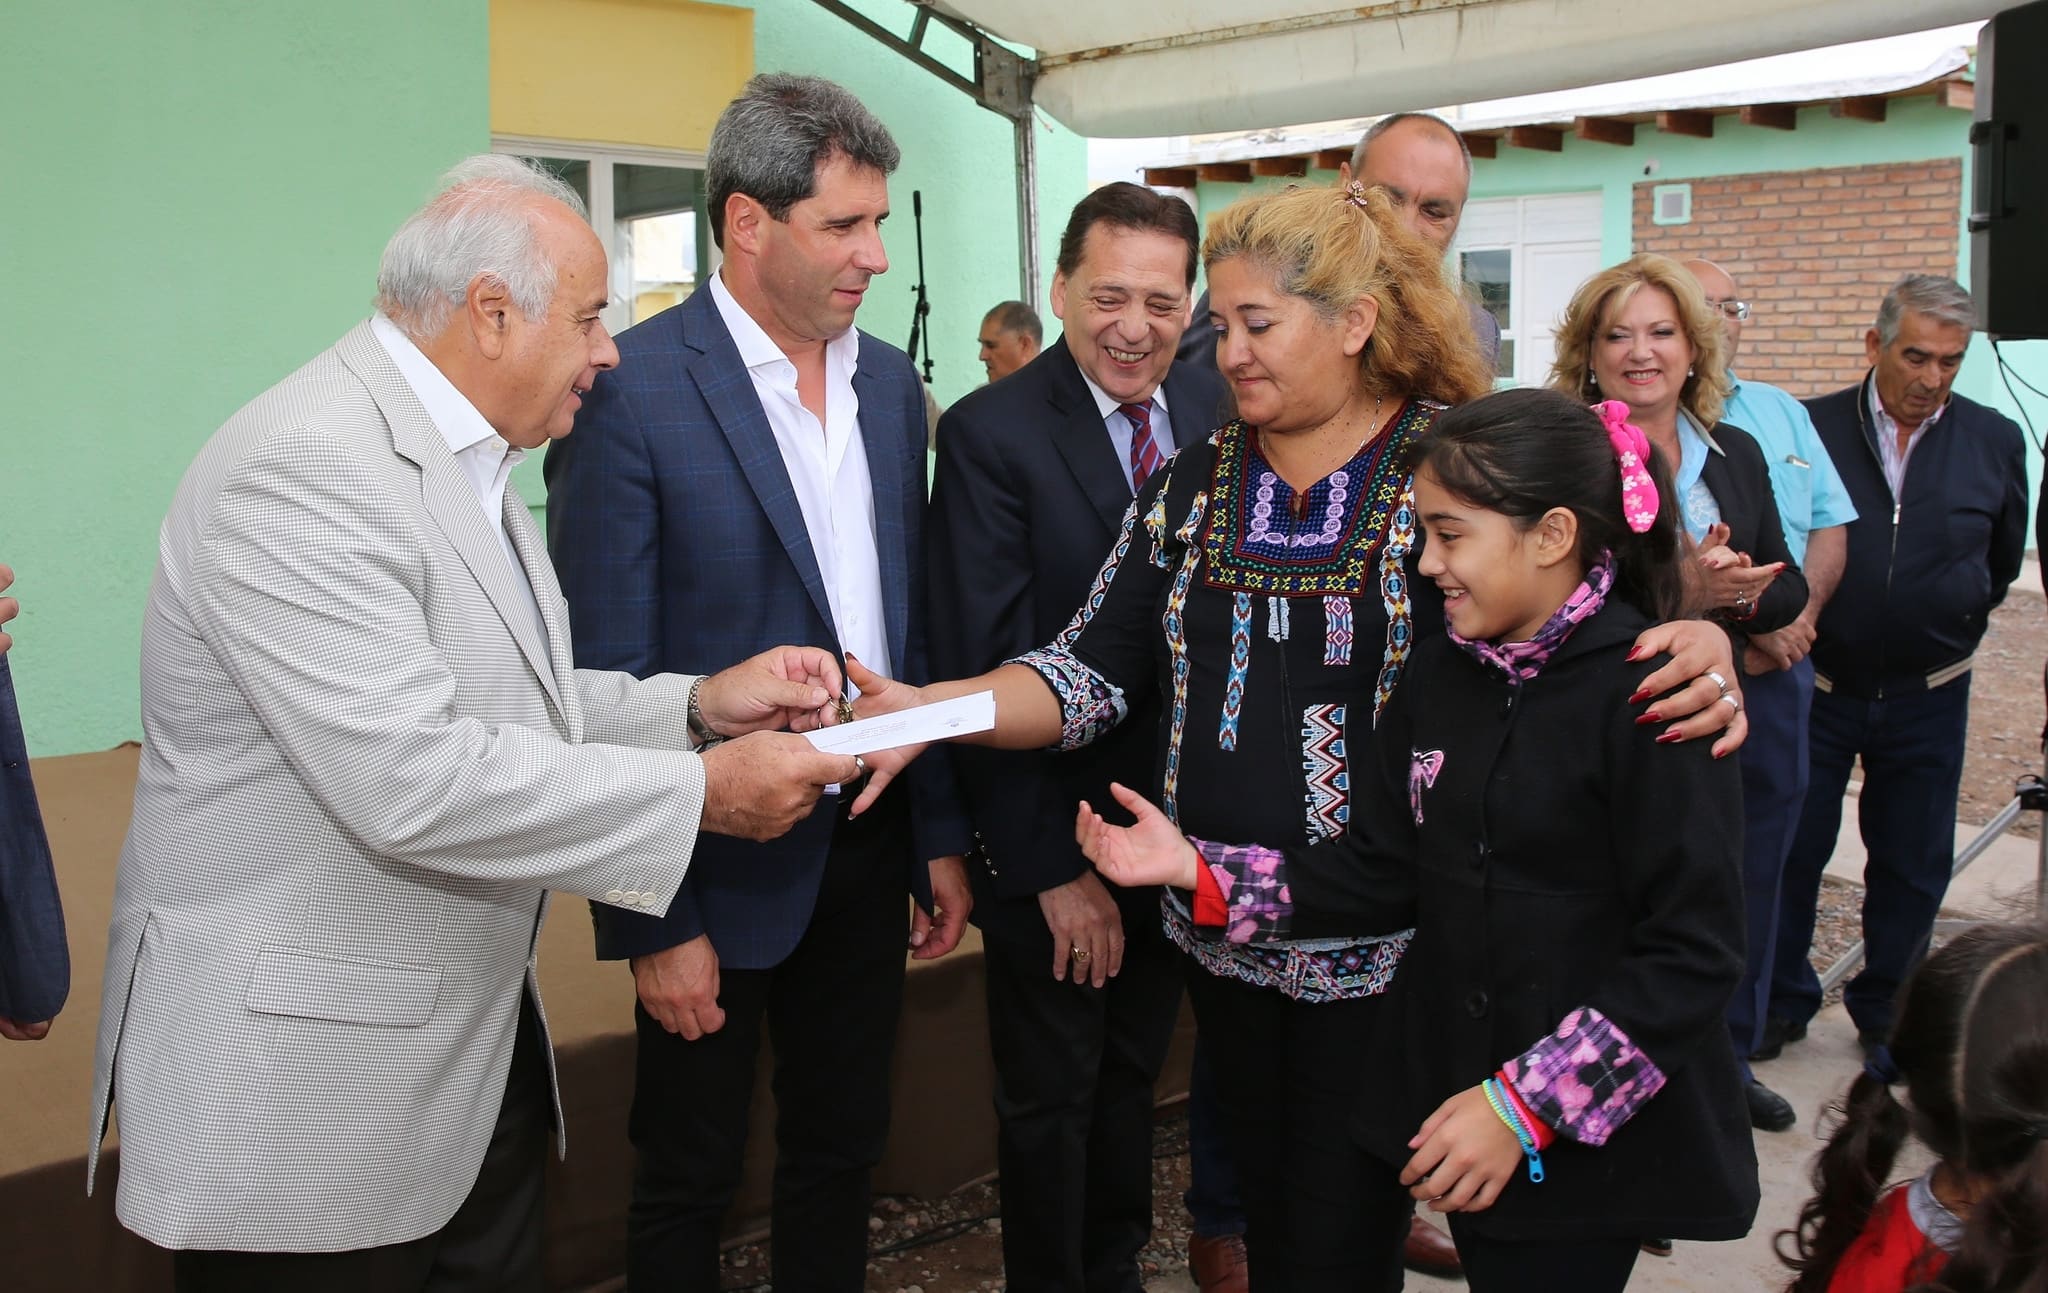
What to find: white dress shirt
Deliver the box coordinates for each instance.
[369,314,547,647]
[708,273,893,681]
[1075,368,1176,494]
[1867,377,1944,500]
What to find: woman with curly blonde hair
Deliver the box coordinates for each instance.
[1553,252,1813,1182]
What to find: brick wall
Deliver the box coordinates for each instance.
[1632,158,1961,398]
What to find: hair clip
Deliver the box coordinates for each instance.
[1343,180,1370,210]
[1592,400,1659,533]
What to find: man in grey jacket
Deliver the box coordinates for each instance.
[90,155,858,1291]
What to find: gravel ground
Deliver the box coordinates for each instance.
[714,587,2047,1292]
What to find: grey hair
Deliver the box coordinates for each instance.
[982,300,1043,343]
[1875,273,1978,346]
[706,73,900,249]
[375,154,588,341]
[1351,112,1473,178]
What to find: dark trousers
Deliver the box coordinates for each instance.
[625,801,911,1292]
[983,910,1183,1293]
[1182,1042,1245,1238]
[1183,967,1408,1292]
[174,995,551,1293]
[1728,658,1813,1076]
[1444,1219,1640,1293]
[1770,673,1972,1036]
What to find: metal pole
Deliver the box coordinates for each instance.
[1818,771,2048,995]
[1014,113,1041,309]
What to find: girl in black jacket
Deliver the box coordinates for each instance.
[1081,388,1759,1292]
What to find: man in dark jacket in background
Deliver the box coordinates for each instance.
[1765,274,2029,1052]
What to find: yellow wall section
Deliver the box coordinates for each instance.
[491,0,751,150]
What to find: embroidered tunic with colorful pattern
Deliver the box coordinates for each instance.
[1011,406,1445,1002]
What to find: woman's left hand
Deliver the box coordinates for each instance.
[1401,1085,1524,1214]
[1627,620,1747,759]
[1695,545,1783,616]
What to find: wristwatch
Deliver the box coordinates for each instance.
[685,676,722,748]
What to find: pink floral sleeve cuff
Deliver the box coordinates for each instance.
[1189,838,1295,943]
[1009,647,1127,750]
[1502,1006,1667,1147]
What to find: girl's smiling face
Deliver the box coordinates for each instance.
[1415,467,1578,643]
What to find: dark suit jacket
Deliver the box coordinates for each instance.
[928,338,1226,950]
[1698,419,1807,639]
[0,656,67,1024]
[1803,377,2028,698]
[545,287,970,968]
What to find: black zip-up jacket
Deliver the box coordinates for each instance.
[1802,374,2027,699]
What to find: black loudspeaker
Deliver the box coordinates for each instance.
[1970,0,2048,340]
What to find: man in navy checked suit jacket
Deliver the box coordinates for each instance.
[544,76,971,1291]
[0,565,68,1042]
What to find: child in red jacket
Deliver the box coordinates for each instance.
[1781,921,2048,1292]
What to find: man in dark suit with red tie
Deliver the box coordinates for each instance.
[928,183,1226,1293]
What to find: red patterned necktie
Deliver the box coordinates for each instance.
[1120,401,1164,493]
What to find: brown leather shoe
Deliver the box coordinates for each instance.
[1403,1215,1463,1278]
[1188,1232,1250,1293]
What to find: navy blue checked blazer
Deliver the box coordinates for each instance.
[545,286,970,968]
[0,655,68,1025]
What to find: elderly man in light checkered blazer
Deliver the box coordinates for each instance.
[87,155,864,1292]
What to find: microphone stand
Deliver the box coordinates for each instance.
[906,190,934,386]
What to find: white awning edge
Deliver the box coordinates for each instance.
[936,0,1999,136]
[1141,49,1975,169]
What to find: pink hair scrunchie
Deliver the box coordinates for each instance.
[1594,400,1659,533]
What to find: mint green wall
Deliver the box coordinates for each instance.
[6,0,1085,758]
[1192,97,2046,537]
[4,1,490,756]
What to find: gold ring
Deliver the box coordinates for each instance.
[1071,946,1091,962]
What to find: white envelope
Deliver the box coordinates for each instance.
[804,690,997,757]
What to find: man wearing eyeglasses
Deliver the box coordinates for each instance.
[1682,258,1856,1131]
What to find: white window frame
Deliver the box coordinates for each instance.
[492,135,716,336]
[1457,242,1517,387]
[1455,193,1603,388]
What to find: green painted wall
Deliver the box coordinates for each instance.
[1190,96,2046,532]
[6,0,1086,758]
[4,1,491,756]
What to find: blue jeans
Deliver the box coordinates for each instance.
[1769,674,1972,1036]
[1728,658,1813,1077]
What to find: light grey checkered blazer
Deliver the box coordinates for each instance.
[89,321,709,1253]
